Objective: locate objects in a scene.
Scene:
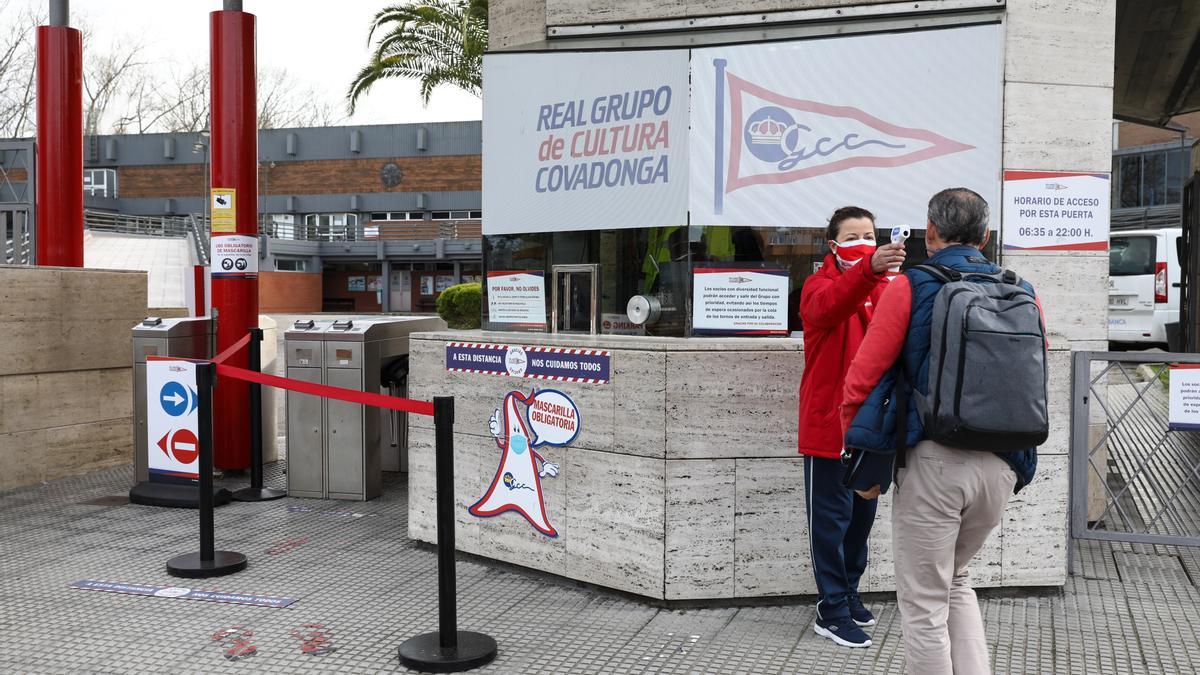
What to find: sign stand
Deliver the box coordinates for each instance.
[398,397,498,672]
[233,328,285,502]
[167,362,248,578]
[131,353,231,510]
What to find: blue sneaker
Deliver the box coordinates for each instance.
[848,595,876,627]
[814,616,872,648]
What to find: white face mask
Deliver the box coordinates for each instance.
[833,239,876,270]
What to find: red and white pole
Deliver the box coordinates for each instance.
[35,0,83,267]
[209,1,258,470]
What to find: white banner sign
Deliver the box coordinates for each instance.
[146,359,200,482]
[210,234,259,278]
[486,271,547,327]
[482,50,690,234]
[1002,170,1110,251]
[692,267,790,335]
[690,25,1001,229]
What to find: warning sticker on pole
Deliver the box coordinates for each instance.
[211,234,258,278]
[146,358,200,484]
[211,188,237,233]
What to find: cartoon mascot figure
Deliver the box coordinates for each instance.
[469,390,560,536]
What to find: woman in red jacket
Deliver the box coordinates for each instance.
[798,206,904,648]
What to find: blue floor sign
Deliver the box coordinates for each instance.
[70,579,298,608]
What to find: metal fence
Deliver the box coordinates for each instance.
[1071,350,1200,549]
[3,210,33,264]
[84,210,191,238]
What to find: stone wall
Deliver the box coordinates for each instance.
[0,265,147,491]
[408,331,1074,599]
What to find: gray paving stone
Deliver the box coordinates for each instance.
[1,463,1199,673]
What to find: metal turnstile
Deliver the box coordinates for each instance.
[284,316,445,501]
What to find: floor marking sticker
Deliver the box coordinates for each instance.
[212,625,258,661]
[291,623,338,656]
[69,579,298,608]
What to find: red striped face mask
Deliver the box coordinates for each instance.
[833,240,876,270]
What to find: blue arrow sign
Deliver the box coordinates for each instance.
[160,381,190,417]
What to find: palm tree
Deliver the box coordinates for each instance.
[348,0,488,112]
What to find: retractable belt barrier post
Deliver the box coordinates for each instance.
[397,396,498,672]
[166,362,248,578]
[208,342,499,670]
[233,328,285,502]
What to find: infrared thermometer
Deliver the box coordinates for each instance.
[889,226,910,274]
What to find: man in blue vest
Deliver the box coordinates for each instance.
[840,188,1040,674]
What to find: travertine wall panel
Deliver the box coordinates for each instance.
[409,331,1074,598]
[0,266,147,491]
[546,0,899,26]
[1004,0,1115,88]
[1002,81,1113,173]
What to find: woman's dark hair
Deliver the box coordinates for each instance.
[825,206,876,241]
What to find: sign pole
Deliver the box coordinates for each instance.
[209,2,258,471]
[234,328,284,501]
[167,362,248,578]
[398,396,497,672]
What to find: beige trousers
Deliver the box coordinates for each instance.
[893,440,1017,675]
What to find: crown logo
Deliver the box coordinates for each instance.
[748,115,786,145]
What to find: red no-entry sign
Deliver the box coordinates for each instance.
[157,429,199,466]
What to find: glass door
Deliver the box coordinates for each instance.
[552,264,599,334]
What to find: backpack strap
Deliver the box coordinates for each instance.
[911,263,960,284]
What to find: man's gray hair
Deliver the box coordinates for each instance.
[927,188,989,246]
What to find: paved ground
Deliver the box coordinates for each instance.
[3,463,1200,674]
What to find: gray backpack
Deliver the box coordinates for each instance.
[914,264,1049,452]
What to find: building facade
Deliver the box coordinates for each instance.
[1,122,483,312]
[1112,112,1198,231]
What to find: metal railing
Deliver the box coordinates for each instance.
[187,213,210,265]
[266,219,482,242]
[4,229,31,264]
[84,209,191,238]
[1071,351,1200,550]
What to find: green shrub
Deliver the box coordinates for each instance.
[436,282,482,329]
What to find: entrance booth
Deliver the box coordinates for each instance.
[407,1,1113,599]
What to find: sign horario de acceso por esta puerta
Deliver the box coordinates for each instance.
[445,342,609,537]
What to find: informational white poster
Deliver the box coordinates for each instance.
[487,271,547,328]
[689,25,1002,229]
[146,358,200,483]
[692,267,789,335]
[1169,366,1200,431]
[1002,170,1110,251]
[482,50,690,234]
[210,234,258,278]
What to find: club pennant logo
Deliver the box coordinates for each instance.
[711,58,974,215]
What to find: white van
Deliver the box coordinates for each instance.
[1108,228,1181,345]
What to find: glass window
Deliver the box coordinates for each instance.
[1167,148,1185,204]
[1109,236,1157,276]
[1142,152,1166,207]
[370,212,389,221]
[1119,155,1141,208]
[1112,156,1120,207]
[275,258,307,271]
[450,210,471,219]
[469,210,482,219]
[431,211,451,220]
